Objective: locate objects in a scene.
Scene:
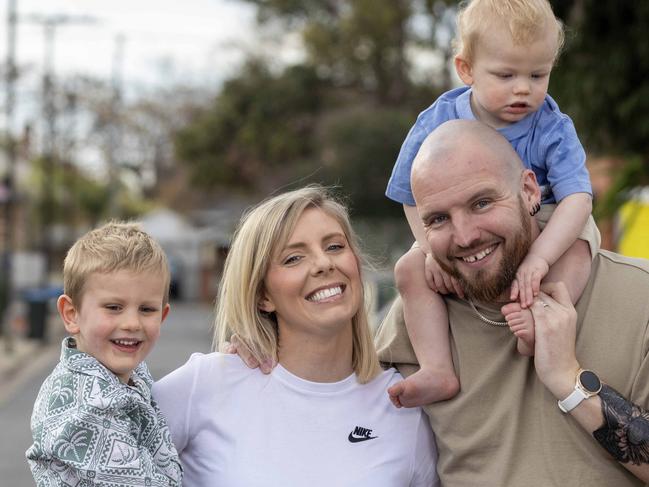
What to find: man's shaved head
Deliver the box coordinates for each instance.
[411,120,524,200]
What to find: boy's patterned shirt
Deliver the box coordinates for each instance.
[26,337,182,487]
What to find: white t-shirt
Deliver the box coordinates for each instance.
[153,353,439,487]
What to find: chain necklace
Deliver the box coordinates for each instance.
[468,299,508,327]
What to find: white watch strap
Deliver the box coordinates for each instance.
[558,387,589,413]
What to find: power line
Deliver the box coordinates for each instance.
[22,13,97,280]
[1,0,18,350]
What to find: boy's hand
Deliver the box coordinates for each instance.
[510,254,549,308]
[425,252,464,298]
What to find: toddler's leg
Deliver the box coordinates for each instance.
[387,246,460,408]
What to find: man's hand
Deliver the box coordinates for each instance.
[424,252,464,297]
[223,334,275,374]
[529,282,580,398]
[511,253,550,308]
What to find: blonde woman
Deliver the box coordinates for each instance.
[153,186,438,486]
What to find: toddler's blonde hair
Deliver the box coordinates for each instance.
[455,0,565,63]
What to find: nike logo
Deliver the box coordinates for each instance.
[348,426,378,443]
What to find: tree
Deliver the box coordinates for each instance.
[242,0,424,103]
[175,61,324,193]
[318,106,413,219]
[549,0,649,216]
[173,1,457,216]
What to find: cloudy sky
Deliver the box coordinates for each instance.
[0,0,260,90]
[0,0,281,177]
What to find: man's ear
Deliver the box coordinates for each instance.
[57,295,80,335]
[521,169,542,209]
[454,55,474,86]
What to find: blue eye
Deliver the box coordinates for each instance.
[283,255,301,265]
[475,199,491,210]
[429,215,448,226]
[327,243,344,251]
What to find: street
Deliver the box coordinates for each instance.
[0,301,214,486]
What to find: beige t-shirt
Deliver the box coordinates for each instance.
[537,204,601,259]
[376,250,649,486]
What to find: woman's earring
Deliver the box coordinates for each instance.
[529,202,541,217]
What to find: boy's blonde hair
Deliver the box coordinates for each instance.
[63,221,170,306]
[214,185,381,384]
[455,0,565,63]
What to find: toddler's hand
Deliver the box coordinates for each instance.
[510,254,549,308]
[424,252,464,297]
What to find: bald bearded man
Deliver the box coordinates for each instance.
[376,120,649,486]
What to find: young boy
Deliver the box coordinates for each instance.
[385,0,599,407]
[26,222,182,486]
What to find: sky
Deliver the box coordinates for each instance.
[0,0,278,179]
[0,0,260,92]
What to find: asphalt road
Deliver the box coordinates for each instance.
[0,301,214,486]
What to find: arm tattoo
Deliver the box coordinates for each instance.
[593,385,649,465]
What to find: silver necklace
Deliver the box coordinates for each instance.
[468,299,508,327]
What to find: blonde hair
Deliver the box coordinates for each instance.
[455,0,565,63]
[63,221,170,306]
[214,185,381,383]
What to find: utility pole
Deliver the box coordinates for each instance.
[24,13,96,280]
[1,0,18,350]
[107,33,125,217]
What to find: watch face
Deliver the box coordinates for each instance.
[580,370,601,393]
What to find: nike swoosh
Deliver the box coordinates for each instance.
[348,432,378,443]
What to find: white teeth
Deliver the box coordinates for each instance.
[308,286,342,302]
[113,339,139,346]
[462,246,495,263]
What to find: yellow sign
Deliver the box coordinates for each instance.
[618,198,649,259]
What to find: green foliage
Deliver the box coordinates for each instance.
[593,157,645,220]
[27,157,144,228]
[242,0,416,103]
[0,271,7,320]
[550,0,649,214]
[317,107,413,219]
[75,177,111,225]
[173,56,435,216]
[175,61,323,192]
[174,1,456,216]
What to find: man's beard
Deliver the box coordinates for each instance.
[438,196,532,303]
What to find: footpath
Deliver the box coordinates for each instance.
[0,313,62,405]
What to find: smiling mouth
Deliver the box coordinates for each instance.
[111,339,142,350]
[306,285,345,302]
[459,244,497,263]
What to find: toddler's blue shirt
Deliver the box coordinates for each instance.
[386,86,592,206]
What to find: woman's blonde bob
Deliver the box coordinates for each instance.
[214,185,381,383]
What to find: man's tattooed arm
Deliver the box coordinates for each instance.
[593,385,649,465]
